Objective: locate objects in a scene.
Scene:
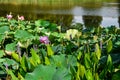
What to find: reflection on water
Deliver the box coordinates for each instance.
[83,15,102,28]
[0,0,120,28]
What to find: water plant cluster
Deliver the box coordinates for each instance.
[0,14,120,80]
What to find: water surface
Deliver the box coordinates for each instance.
[0,0,120,28]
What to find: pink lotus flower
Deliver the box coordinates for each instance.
[18,16,24,20]
[40,36,50,44]
[6,14,13,20]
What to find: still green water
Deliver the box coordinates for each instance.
[0,0,120,28]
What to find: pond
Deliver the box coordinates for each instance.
[0,0,120,28]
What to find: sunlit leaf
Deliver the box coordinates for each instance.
[95,44,101,60]
[7,69,18,80]
[91,52,98,64]
[85,70,94,80]
[107,54,113,72]
[77,51,82,60]
[11,52,20,62]
[20,56,28,72]
[84,53,92,69]
[30,48,40,66]
[95,73,100,80]
[47,44,54,56]
[18,73,25,80]
[45,57,50,65]
[65,29,79,40]
[107,40,112,53]
[77,63,86,79]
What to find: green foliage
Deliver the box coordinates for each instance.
[25,65,56,80]
[0,17,119,80]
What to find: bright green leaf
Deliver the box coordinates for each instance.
[77,63,86,79]
[14,30,33,39]
[107,40,113,53]
[0,50,5,58]
[0,34,4,42]
[107,54,113,72]
[95,44,101,60]
[84,53,92,69]
[7,69,18,80]
[47,44,54,56]
[85,70,94,80]
[45,57,50,65]
[20,56,28,72]
[5,42,16,52]
[0,26,9,34]
[30,48,40,66]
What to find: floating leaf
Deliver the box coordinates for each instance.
[25,65,56,80]
[5,42,16,52]
[0,26,9,34]
[35,20,50,27]
[0,34,4,42]
[0,50,5,58]
[52,67,71,80]
[14,30,33,40]
[50,54,66,67]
